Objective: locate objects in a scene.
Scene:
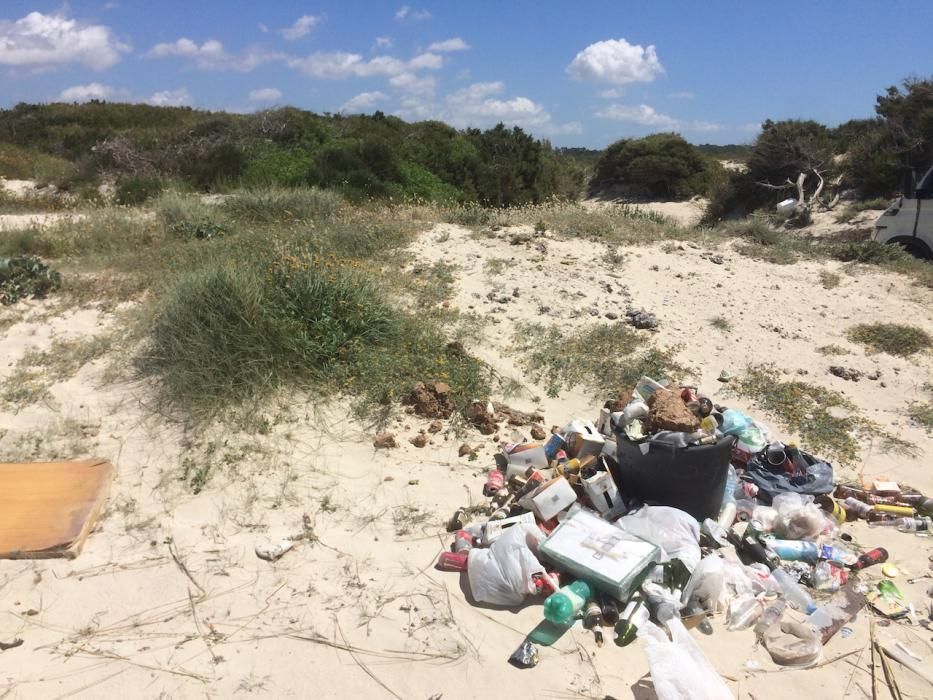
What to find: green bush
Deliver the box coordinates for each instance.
[847,323,931,357]
[0,255,62,304]
[115,175,166,205]
[593,133,722,199]
[241,144,313,187]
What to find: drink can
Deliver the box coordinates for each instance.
[436,551,469,572]
[483,469,505,496]
[453,530,474,553]
[817,495,847,526]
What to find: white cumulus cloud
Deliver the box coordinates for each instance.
[390,72,436,95]
[441,81,581,136]
[395,6,431,22]
[287,51,442,79]
[280,15,321,41]
[596,103,720,133]
[374,36,393,50]
[427,37,469,52]
[58,82,128,102]
[339,91,389,114]
[0,11,129,71]
[147,88,193,107]
[567,38,663,85]
[248,87,283,102]
[147,38,282,72]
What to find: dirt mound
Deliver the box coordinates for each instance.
[403,382,455,419]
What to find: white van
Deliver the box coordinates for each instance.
[873,165,933,259]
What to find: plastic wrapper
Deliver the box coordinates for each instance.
[467,524,545,606]
[726,595,763,630]
[681,555,725,614]
[772,493,830,540]
[617,506,701,572]
[640,618,734,700]
[751,505,780,532]
[762,620,823,667]
[508,640,539,669]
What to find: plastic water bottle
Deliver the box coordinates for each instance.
[897,517,931,532]
[722,465,738,507]
[771,569,816,613]
[754,598,786,640]
[543,580,592,626]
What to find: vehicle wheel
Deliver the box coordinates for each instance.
[889,237,933,260]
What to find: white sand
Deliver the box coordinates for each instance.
[0,213,931,699]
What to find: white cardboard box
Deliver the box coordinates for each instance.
[583,470,621,515]
[526,477,577,521]
[563,419,606,459]
[506,444,549,474]
[483,512,537,544]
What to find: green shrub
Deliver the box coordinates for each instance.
[593,133,723,199]
[153,191,228,239]
[0,255,62,304]
[241,144,313,187]
[846,323,931,357]
[115,175,166,205]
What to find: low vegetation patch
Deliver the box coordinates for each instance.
[222,186,343,224]
[846,322,931,357]
[908,401,933,434]
[819,270,841,289]
[709,315,733,333]
[0,255,62,305]
[513,323,687,399]
[816,344,851,356]
[732,365,910,465]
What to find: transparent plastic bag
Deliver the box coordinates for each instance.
[618,506,701,572]
[727,594,764,630]
[772,493,828,540]
[762,620,823,667]
[681,555,725,614]
[640,618,734,700]
[467,524,545,606]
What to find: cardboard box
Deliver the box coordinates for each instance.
[563,419,605,459]
[483,512,536,544]
[539,507,660,600]
[506,444,549,475]
[525,477,577,521]
[583,470,622,516]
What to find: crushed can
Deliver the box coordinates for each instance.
[436,551,469,572]
[453,530,474,553]
[483,469,505,496]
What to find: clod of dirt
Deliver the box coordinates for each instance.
[626,308,660,330]
[829,366,862,382]
[428,420,443,434]
[493,402,545,427]
[373,432,398,449]
[530,425,547,441]
[467,401,498,435]
[458,443,475,457]
[709,255,724,265]
[402,382,455,419]
[646,389,701,433]
[605,312,619,320]
[410,433,428,448]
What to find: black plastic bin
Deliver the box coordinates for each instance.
[609,432,736,522]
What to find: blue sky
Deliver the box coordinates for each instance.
[1,1,931,147]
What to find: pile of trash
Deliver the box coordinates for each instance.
[437,376,933,692]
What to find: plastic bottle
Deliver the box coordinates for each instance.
[754,598,786,640]
[771,569,816,613]
[543,580,592,626]
[722,465,738,506]
[849,547,888,571]
[767,539,820,563]
[897,517,931,532]
[842,497,872,520]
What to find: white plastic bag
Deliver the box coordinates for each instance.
[772,493,828,540]
[467,524,545,606]
[640,618,734,700]
[681,555,725,614]
[617,506,701,572]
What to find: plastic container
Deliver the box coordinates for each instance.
[767,539,819,563]
[543,579,592,625]
[771,569,816,613]
[897,517,930,532]
[611,432,736,521]
[754,598,786,640]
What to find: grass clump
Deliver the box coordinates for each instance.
[816,344,850,356]
[483,257,509,277]
[140,253,490,423]
[819,270,841,289]
[0,255,62,304]
[222,186,343,224]
[0,334,112,408]
[709,315,733,333]
[513,322,687,399]
[846,322,931,357]
[908,401,933,434]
